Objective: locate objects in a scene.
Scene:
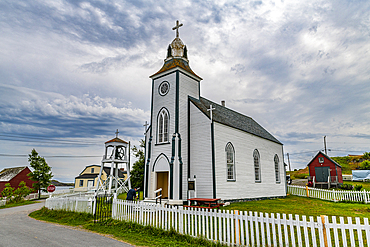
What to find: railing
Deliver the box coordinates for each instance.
[113,199,370,247]
[154,188,162,204]
[288,185,370,203]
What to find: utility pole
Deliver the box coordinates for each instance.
[287,153,291,171]
[324,136,327,155]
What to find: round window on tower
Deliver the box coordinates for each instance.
[159,81,170,96]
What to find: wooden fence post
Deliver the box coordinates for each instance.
[306,186,309,198]
[320,215,328,247]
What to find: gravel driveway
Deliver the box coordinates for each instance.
[0,201,133,247]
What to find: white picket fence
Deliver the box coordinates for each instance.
[45,195,370,246]
[45,196,94,214]
[288,185,370,203]
[113,199,370,247]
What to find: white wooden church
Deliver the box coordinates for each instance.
[144,21,286,204]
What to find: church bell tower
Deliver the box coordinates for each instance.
[144,21,202,204]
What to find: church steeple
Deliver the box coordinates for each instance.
[150,20,202,80]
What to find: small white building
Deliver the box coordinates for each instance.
[144,21,286,204]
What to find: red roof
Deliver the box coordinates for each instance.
[105,137,128,144]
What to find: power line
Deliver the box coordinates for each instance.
[0,137,102,146]
[0,133,103,145]
[0,153,138,158]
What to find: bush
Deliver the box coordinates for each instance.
[340,184,354,190]
[294,173,308,179]
[13,181,32,203]
[0,181,32,204]
[1,183,14,201]
[354,184,364,191]
[360,160,370,170]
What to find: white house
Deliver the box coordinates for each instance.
[144,21,286,204]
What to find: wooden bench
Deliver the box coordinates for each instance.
[183,198,223,210]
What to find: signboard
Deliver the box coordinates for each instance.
[47,184,56,193]
[188,181,195,190]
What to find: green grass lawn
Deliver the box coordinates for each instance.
[0,200,39,209]
[30,207,225,247]
[117,191,144,200]
[223,195,370,219]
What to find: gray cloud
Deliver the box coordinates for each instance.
[1,0,370,180]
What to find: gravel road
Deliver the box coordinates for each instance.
[0,201,133,247]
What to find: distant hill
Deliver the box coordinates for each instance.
[287,154,367,178]
[331,155,365,175]
[51,180,74,186]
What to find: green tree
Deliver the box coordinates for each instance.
[1,183,14,202]
[27,149,53,199]
[130,140,145,190]
[363,152,370,160]
[13,181,32,203]
[360,160,370,170]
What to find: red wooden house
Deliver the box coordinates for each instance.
[0,166,36,195]
[307,151,343,188]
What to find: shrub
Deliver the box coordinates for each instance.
[1,183,14,201]
[363,152,370,160]
[0,182,32,204]
[360,160,370,170]
[354,184,364,191]
[340,184,354,190]
[13,181,32,203]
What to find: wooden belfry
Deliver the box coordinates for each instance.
[95,130,131,195]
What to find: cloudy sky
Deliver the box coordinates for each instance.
[1,0,369,182]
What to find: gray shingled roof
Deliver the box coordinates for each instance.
[0,166,27,182]
[189,96,282,144]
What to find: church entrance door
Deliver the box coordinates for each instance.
[156,172,169,199]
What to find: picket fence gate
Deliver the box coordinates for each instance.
[288,185,370,203]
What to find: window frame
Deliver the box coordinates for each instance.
[157,108,170,144]
[274,154,280,183]
[225,142,235,181]
[253,149,261,182]
[79,180,84,187]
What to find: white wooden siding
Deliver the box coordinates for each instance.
[178,73,200,199]
[148,73,176,198]
[148,71,200,200]
[189,102,213,198]
[214,122,286,200]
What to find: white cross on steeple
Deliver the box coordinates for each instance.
[207,105,216,121]
[172,20,183,38]
[115,129,119,138]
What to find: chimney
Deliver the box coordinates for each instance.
[221,100,225,107]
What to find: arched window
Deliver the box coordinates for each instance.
[253,149,261,182]
[226,143,235,181]
[274,154,280,182]
[158,109,169,143]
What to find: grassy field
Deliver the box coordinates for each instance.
[224,195,370,219]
